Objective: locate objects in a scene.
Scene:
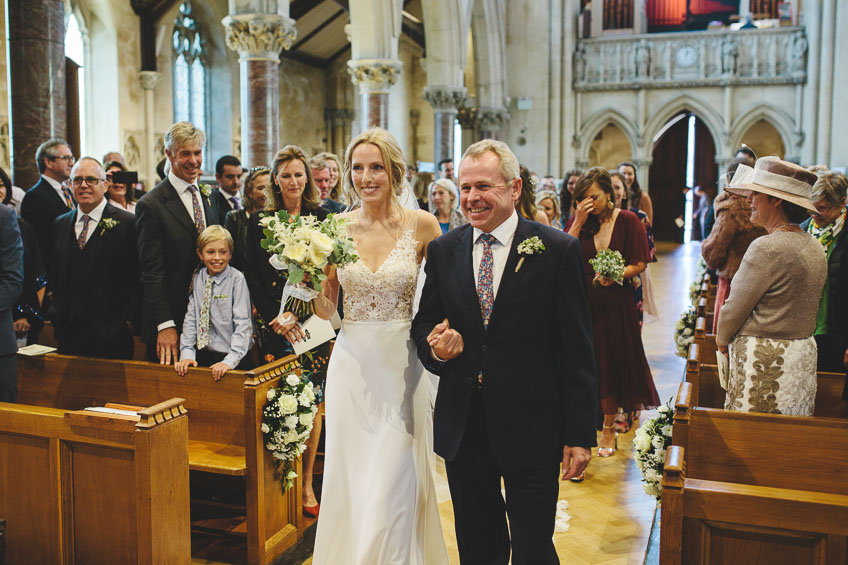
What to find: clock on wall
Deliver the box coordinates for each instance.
[675,45,698,67]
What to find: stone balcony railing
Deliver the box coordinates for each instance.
[573,26,808,91]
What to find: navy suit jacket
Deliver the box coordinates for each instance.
[411,216,598,471]
[20,177,73,283]
[135,178,218,342]
[0,205,24,357]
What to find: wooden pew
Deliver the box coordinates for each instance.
[0,398,190,564]
[661,382,848,565]
[16,353,303,565]
[685,330,848,418]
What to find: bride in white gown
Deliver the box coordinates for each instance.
[287,128,448,564]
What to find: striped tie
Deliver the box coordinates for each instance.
[477,233,496,327]
[62,185,77,211]
[187,185,206,234]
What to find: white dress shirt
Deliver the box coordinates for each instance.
[168,170,207,227]
[74,198,108,247]
[472,210,519,300]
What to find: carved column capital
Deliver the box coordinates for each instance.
[347,59,403,94]
[423,86,467,113]
[222,13,297,61]
[139,70,161,91]
[476,107,510,129]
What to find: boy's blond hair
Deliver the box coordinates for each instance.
[197,225,233,252]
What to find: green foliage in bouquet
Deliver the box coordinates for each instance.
[588,248,626,285]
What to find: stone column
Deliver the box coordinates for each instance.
[347,59,402,132]
[223,13,297,168]
[424,86,466,167]
[634,157,652,193]
[139,71,161,188]
[7,0,66,188]
[815,0,836,165]
[476,107,510,141]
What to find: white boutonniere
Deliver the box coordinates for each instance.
[515,236,545,272]
[198,183,212,198]
[98,217,119,236]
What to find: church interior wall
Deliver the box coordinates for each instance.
[279,58,327,156]
[0,5,9,171]
[827,0,848,169]
[588,123,632,170]
[738,119,786,161]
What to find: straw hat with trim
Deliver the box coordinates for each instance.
[725,156,817,212]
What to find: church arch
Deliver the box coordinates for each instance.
[729,103,796,161]
[578,108,638,166]
[643,94,725,158]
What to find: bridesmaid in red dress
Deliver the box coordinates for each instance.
[565,167,659,457]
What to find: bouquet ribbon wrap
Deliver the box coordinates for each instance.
[278,280,320,322]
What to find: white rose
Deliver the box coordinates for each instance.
[644,468,660,482]
[266,389,276,401]
[260,423,270,433]
[299,413,314,426]
[285,430,299,444]
[278,395,299,414]
[287,470,298,480]
[283,241,308,264]
[657,404,670,414]
[304,384,316,401]
[675,319,684,330]
[633,428,652,451]
[286,374,301,386]
[298,392,311,407]
[285,415,298,429]
[308,232,335,265]
[683,328,692,336]
[652,434,666,450]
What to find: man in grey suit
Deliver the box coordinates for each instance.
[0,204,24,402]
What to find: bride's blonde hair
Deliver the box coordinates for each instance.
[342,128,409,210]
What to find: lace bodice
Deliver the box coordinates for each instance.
[338,217,421,322]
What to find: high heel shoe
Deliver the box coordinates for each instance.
[596,424,618,457]
[569,470,586,482]
[303,502,320,518]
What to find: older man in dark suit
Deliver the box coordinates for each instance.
[0,204,23,402]
[136,122,218,364]
[20,139,76,282]
[52,157,139,359]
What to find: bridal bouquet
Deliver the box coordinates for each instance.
[633,400,674,500]
[261,373,318,492]
[260,212,359,318]
[674,305,697,358]
[588,248,626,285]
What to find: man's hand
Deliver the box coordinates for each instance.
[428,319,464,361]
[157,328,179,365]
[718,344,729,358]
[13,318,30,336]
[561,445,591,481]
[174,358,197,376]
[210,362,232,381]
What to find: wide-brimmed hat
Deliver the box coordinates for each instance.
[725,156,817,212]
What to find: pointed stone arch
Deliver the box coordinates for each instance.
[643,94,725,158]
[577,108,639,167]
[729,103,798,162]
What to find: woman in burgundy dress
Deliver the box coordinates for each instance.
[566,167,659,457]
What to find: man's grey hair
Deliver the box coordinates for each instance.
[460,139,520,183]
[307,157,329,172]
[164,122,206,153]
[35,139,71,174]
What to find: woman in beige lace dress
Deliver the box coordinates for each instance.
[717,157,826,416]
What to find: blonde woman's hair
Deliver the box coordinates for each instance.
[164,121,206,152]
[460,139,520,184]
[315,151,345,203]
[535,189,561,225]
[810,171,848,207]
[268,145,322,211]
[342,128,408,209]
[197,225,233,252]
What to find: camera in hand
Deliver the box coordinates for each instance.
[111,171,138,185]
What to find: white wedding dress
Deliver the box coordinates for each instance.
[312,216,449,565]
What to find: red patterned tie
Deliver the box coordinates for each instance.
[477,233,496,327]
[77,215,91,250]
[187,185,206,233]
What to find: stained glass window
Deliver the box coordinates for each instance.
[172,1,206,139]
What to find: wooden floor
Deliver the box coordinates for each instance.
[196,242,701,565]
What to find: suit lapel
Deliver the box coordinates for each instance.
[161,180,199,237]
[202,188,216,226]
[455,226,484,335]
[82,203,118,268]
[42,180,71,213]
[487,217,532,330]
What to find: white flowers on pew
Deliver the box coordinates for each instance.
[674,306,697,358]
[260,212,359,318]
[633,400,674,500]
[261,371,319,492]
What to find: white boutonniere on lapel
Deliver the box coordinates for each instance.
[515,236,545,272]
[98,217,119,237]
[198,183,212,199]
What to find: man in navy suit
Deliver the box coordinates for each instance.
[20,139,76,283]
[0,204,23,402]
[52,158,139,359]
[136,122,218,364]
[211,155,243,226]
[412,139,597,565]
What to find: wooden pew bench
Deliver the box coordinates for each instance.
[660,382,848,565]
[16,353,303,565]
[0,398,191,564]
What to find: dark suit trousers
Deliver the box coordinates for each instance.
[0,354,16,402]
[445,388,560,565]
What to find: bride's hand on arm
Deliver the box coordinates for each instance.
[312,264,340,320]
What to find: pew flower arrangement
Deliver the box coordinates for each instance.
[261,373,318,492]
[633,399,674,500]
[588,248,626,286]
[688,257,708,305]
[260,212,359,319]
[674,306,697,358]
